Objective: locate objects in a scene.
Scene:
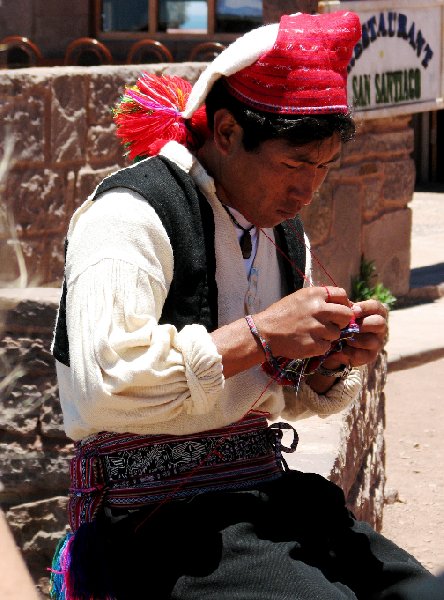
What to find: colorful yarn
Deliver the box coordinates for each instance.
[50,523,118,599]
[113,72,209,161]
[49,532,74,599]
[246,314,360,390]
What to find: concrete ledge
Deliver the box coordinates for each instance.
[388,347,444,372]
[396,283,444,308]
[386,297,444,371]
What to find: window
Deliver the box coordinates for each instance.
[97,0,262,36]
[215,0,262,33]
[159,1,208,33]
[102,0,149,32]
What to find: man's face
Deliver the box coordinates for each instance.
[216,132,341,228]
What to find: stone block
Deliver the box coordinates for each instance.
[87,124,123,166]
[359,115,412,134]
[18,236,62,286]
[362,209,412,297]
[334,355,386,492]
[6,496,70,594]
[88,72,132,126]
[87,64,205,127]
[0,240,22,286]
[330,354,387,529]
[75,164,121,206]
[300,182,334,247]
[383,159,415,208]
[1,285,61,338]
[0,378,63,440]
[342,130,414,164]
[51,75,88,164]
[0,289,64,442]
[361,175,385,221]
[0,382,44,437]
[309,184,362,294]
[163,62,207,83]
[0,90,48,165]
[46,234,66,286]
[40,386,66,439]
[5,169,67,237]
[288,356,386,531]
[332,182,362,207]
[0,445,72,505]
[346,434,385,530]
[0,336,56,379]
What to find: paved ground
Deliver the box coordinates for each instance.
[382,188,444,575]
[383,357,444,575]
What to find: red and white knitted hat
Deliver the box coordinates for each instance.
[182,11,361,118]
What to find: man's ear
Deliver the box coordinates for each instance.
[212,109,243,155]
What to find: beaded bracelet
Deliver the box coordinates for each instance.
[245,314,274,363]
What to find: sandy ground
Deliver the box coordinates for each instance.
[382,358,444,575]
[382,189,444,575]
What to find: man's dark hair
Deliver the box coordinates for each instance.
[205,78,355,151]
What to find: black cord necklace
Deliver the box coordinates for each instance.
[223,206,255,259]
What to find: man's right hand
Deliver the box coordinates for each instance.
[210,286,356,380]
[253,286,355,359]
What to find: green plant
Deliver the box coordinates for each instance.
[351,256,396,309]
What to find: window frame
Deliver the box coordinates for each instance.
[93,0,249,42]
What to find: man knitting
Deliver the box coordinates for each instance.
[50,11,428,600]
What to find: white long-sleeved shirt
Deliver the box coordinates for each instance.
[56,141,363,441]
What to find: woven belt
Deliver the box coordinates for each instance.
[68,414,298,532]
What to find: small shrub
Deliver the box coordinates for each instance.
[351,256,396,309]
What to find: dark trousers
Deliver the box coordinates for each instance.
[77,471,428,599]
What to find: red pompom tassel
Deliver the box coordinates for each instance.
[113,72,209,161]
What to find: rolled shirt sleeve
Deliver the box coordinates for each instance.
[281,366,365,421]
[59,188,223,439]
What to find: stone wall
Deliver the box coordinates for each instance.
[0,288,70,596]
[1,65,413,296]
[0,64,205,287]
[302,116,414,297]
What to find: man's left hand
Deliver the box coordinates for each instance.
[324,299,388,369]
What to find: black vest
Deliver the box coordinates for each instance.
[52,155,306,367]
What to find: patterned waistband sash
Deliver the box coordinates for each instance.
[68,414,298,532]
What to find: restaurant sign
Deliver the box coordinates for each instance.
[319,1,443,115]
